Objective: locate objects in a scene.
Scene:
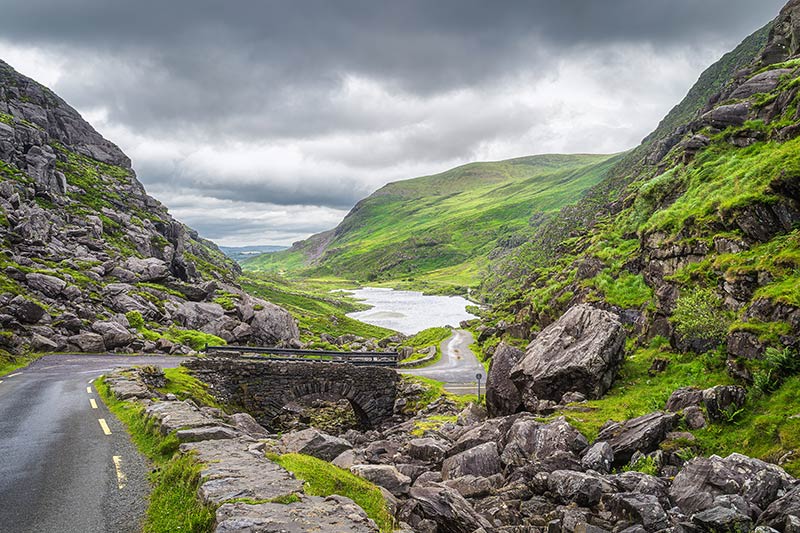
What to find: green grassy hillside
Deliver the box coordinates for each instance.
[244,153,620,292]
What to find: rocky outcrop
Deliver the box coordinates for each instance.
[596,411,678,467]
[0,59,300,354]
[510,304,626,405]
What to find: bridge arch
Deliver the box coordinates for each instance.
[183,358,400,429]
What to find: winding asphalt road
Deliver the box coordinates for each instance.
[0,354,185,533]
[402,329,487,395]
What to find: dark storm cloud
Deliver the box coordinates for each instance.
[0,0,785,135]
[0,0,787,244]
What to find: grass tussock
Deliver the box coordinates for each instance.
[269,453,395,533]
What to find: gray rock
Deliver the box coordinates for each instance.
[665,387,704,412]
[408,485,493,533]
[447,418,503,456]
[606,493,669,532]
[485,343,525,417]
[456,403,486,426]
[692,506,752,532]
[670,453,796,515]
[510,304,626,404]
[443,474,502,499]
[176,425,239,443]
[104,372,152,400]
[759,485,800,531]
[68,332,106,353]
[501,416,588,467]
[581,441,614,474]
[25,272,66,297]
[121,257,170,281]
[683,406,707,430]
[229,412,270,439]
[215,495,379,533]
[730,69,792,100]
[702,386,747,422]
[596,411,677,467]
[442,441,502,480]
[280,428,352,462]
[8,296,45,324]
[350,464,411,496]
[146,400,222,434]
[405,438,448,464]
[91,320,134,349]
[701,102,751,129]
[30,332,59,352]
[548,470,615,507]
[246,296,301,344]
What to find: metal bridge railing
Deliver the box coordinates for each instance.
[204,344,400,367]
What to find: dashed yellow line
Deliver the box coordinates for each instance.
[86,386,92,394]
[7,372,22,378]
[98,418,112,435]
[112,456,127,489]
[89,398,98,409]
[0,380,3,385]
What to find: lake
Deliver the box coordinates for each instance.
[344,287,477,335]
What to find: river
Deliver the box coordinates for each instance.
[344,287,477,335]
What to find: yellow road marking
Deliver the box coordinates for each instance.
[0,380,3,384]
[112,456,127,489]
[86,386,92,394]
[7,372,22,378]
[89,398,98,409]
[98,418,112,435]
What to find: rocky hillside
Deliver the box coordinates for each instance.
[482,2,800,358]
[472,0,800,479]
[0,60,299,361]
[244,153,619,292]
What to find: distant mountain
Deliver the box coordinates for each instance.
[243,153,621,291]
[219,245,287,263]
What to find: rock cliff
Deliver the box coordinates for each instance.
[0,59,299,357]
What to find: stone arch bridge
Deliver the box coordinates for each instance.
[183,358,400,429]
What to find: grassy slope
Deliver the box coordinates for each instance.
[244,153,619,291]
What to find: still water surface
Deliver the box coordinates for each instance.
[344,287,477,335]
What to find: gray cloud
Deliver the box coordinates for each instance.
[0,0,787,244]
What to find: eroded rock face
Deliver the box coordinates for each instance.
[510,304,626,405]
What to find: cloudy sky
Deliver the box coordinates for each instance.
[0,0,786,246]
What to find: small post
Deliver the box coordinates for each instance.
[476,372,483,403]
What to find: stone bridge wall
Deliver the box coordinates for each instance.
[183,358,400,429]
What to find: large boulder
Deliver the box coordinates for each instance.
[670,453,797,515]
[596,411,677,467]
[606,493,669,532]
[174,301,227,331]
[485,342,525,417]
[279,428,352,462]
[510,304,626,405]
[548,470,615,507]
[441,442,502,480]
[247,297,300,344]
[702,385,747,422]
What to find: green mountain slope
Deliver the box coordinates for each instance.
[473,2,800,473]
[244,153,620,290]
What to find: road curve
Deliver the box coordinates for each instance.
[401,329,487,395]
[0,354,185,533]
